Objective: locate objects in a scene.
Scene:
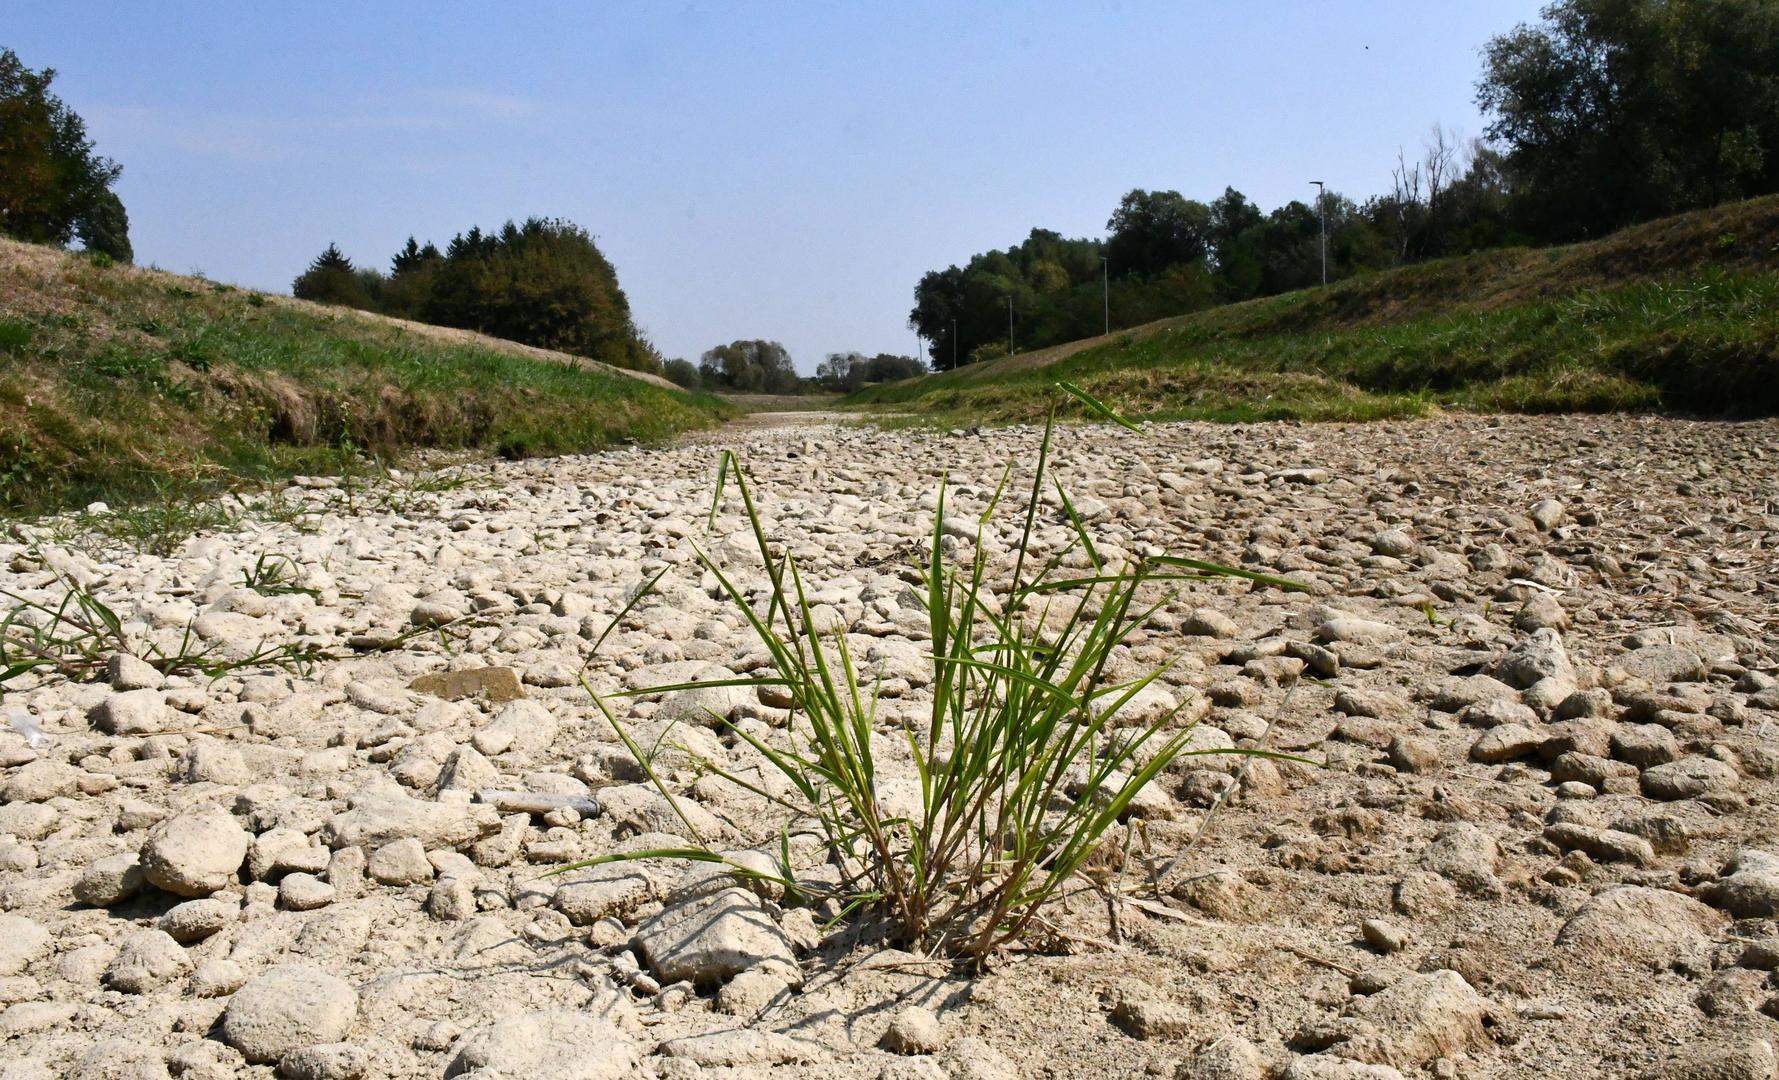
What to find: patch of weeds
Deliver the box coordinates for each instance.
[72,489,243,558]
[332,462,479,517]
[848,412,959,433]
[242,554,319,598]
[2,570,480,699]
[302,436,377,517]
[0,433,44,511]
[561,384,1309,965]
[0,319,33,354]
[0,570,330,694]
[172,333,217,372]
[398,466,475,495]
[83,349,167,384]
[236,487,323,534]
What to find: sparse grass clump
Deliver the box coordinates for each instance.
[241,553,318,598]
[564,386,1306,964]
[64,493,244,558]
[0,569,329,693]
[0,563,467,699]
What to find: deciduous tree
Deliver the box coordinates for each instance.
[0,48,129,253]
[1477,0,1779,239]
[698,340,799,393]
[1105,189,1212,279]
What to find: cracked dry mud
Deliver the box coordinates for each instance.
[2,412,1778,1080]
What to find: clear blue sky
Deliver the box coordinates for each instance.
[9,2,1543,372]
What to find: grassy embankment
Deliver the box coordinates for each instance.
[0,238,733,516]
[849,195,1779,424]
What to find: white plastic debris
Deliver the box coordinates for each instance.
[6,707,51,749]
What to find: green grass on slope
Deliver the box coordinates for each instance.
[850,196,1779,425]
[0,243,732,515]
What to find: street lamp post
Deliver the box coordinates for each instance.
[1101,256,1109,336]
[1309,179,1326,285]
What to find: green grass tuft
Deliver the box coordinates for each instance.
[559,385,1310,965]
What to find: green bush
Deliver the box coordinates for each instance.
[0,319,32,353]
[661,358,702,390]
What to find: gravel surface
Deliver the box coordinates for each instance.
[2,412,1777,1079]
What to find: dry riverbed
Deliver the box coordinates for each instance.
[2,413,1777,1080]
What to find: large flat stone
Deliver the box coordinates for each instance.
[321,780,501,850]
[632,886,796,988]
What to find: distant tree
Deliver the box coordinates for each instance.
[390,236,441,276]
[910,227,1114,367]
[382,236,442,319]
[815,352,925,393]
[1208,187,1265,299]
[1368,132,1518,264]
[1211,192,1383,300]
[1441,144,1518,253]
[74,188,131,263]
[0,47,129,252]
[1114,261,1219,327]
[424,217,653,370]
[816,351,867,392]
[1207,188,1263,263]
[352,267,387,310]
[1105,189,1212,279]
[909,266,968,370]
[661,357,702,389]
[1477,0,1779,239]
[284,219,656,371]
[699,340,799,393]
[1252,200,1323,295]
[291,244,367,307]
[864,353,926,384]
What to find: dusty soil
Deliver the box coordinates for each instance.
[2,413,1777,1080]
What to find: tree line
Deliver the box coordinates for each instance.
[291,219,660,373]
[912,0,1779,368]
[291,233,924,393]
[655,341,924,394]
